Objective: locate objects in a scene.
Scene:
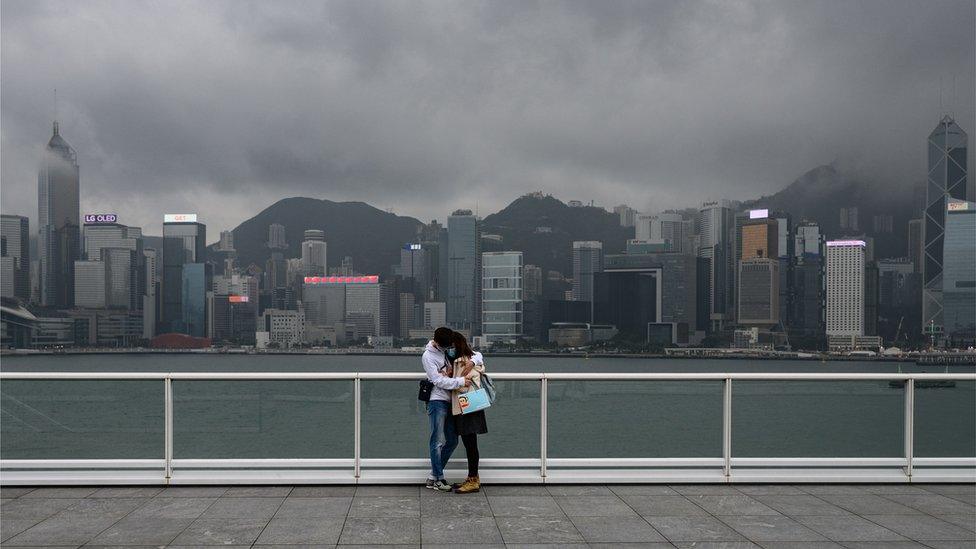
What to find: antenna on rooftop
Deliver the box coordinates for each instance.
[53,88,59,134]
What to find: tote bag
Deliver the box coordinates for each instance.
[457,388,491,414]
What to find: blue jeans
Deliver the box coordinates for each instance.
[427,399,458,480]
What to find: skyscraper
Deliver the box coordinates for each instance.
[697,200,734,330]
[572,241,602,319]
[826,240,866,336]
[447,210,481,334]
[482,251,523,345]
[942,200,975,347]
[38,121,80,308]
[737,257,779,327]
[161,214,207,334]
[267,223,287,250]
[1,215,30,300]
[301,229,327,277]
[922,115,968,337]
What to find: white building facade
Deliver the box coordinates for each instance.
[482,252,523,345]
[825,240,866,336]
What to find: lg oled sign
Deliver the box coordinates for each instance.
[84,213,118,224]
[163,213,198,223]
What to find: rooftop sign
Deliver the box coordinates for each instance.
[749,209,769,219]
[304,275,379,285]
[826,240,866,247]
[83,213,118,224]
[164,213,197,223]
[948,201,970,212]
[228,295,249,303]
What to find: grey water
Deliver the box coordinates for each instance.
[1,354,973,462]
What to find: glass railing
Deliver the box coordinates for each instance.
[1,372,974,485]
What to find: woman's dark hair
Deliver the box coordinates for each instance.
[451,331,475,358]
[433,326,453,347]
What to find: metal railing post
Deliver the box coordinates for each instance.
[723,377,732,481]
[540,376,548,481]
[904,378,914,480]
[164,377,173,484]
[354,376,361,480]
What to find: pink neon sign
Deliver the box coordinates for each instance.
[304,275,379,284]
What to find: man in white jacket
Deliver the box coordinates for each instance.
[423,327,471,491]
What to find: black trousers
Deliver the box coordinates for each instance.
[460,433,479,476]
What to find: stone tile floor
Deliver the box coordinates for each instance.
[0,483,973,548]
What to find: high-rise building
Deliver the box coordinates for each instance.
[303,276,384,337]
[635,213,685,251]
[826,240,866,336]
[614,205,638,228]
[737,257,779,327]
[794,222,822,257]
[212,295,256,345]
[523,264,543,301]
[482,252,523,345]
[790,254,823,343]
[218,230,235,251]
[181,262,210,337]
[267,223,287,249]
[38,121,80,308]
[446,210,481,333]
[301,230,327,277]
[697,200,734,330]
[161,214,206,334]
[259,308,304,347]
[83,222,141,260]
[73,260,106,309]
[81,221,145,311]
[103,248,140,310]
[571,241,602,318]
[907,219,923,274]
[142,248,157,338]
[943,200,975,347]
[423,302,447,329]
[603,252,698,344]
[399,243,434,300]
[594,268,659,340]
[922,115,968,336]
[1,215,30,300]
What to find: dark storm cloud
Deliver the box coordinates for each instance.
[2,0,973,235]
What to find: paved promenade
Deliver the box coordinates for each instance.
[1,483,974,548]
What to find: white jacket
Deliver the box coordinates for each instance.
[422,340,465,402]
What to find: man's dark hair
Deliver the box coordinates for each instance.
[433,327,453,347]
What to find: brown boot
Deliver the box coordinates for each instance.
[454,475,480,493]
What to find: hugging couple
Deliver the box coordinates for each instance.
[421,326,488,494]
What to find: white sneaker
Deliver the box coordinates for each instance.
[425,479,452,491]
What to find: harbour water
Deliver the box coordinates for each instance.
[2,354,973,462]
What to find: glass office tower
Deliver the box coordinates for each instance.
[482,252,523,345]
[37,122,80,308]
[446,210,480,334]
[943,200,975,346]
[162,216,207,334]
[923,115,968,337]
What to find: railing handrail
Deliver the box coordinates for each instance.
[2,370,974,486]
[2,371,974,380]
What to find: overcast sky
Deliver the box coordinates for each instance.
[2,1,974,236]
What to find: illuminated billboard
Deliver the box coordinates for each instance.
[83,213,118,224]
[163,213,198,223]
[228,295,249,303]
[948,201,970,212]
[826,240,866,247]
[304,275,379,285]
[749,209,769,219]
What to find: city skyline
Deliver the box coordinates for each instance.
[2,1,974,235]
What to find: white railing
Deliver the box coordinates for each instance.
[1,371,974,485]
